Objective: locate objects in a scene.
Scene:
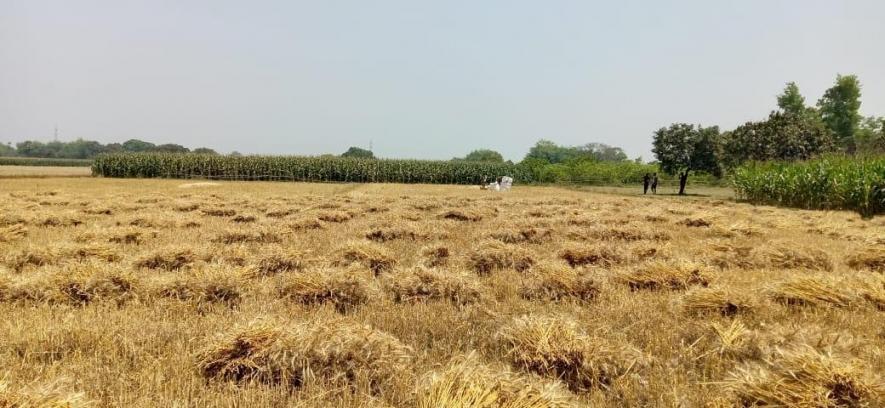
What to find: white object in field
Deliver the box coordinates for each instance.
[487,182,500,191]
[500,176,513,191]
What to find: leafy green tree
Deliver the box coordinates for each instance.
[652,123,720,195]
[579,143,628,162]
[777,82,807,116]
[229,151,243,157]
[59,138,105,159]
[855,116,885,154]
[192,147,218,155]
[463,149,504,162]
[524,140,577,164]
[122,139,157,152]
[0,142,16,156]
[154,143,190,153]
[818,74,862,152]
[104,143,124,153]
[341,146,375,159]
[719,112,835,169]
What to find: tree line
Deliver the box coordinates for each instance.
[653,74,885,195]
[0,139,218,159]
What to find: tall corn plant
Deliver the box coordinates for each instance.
[733,155,885,217]
[92,153,535,185]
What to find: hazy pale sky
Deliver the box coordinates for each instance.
[2,1,884,161]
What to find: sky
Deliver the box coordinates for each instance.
[2,1,884,161]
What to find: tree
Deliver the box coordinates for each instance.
[0,142,16,156]
[122,139,156,152]
[777,82,807,116]
[652,123,720,195]
[59,138,105,159]
[855,116,885,154]
[341,146,375,159]
[154,143,190,153]
[579,143,628,162]
[192,147,218,155]
[719,111,835,169]
[818,74,862,152]
[524,140,578,164]
[229,151,243,157]
[463,149,504,162]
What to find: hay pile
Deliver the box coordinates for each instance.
[317,211,352,223]
[520,262,599,302]
[277,268,371,312]
[770,276,854,307]
[0,380,90,408]
[846,247,885,273]
[724,346,882,407]
[3,248,59,272]
[440,210,482,222]
[63,244,121,263]
[197,319,412,393]
[201,207,236,217]
[154,267,244,308]
[618,260,712,290]
[559,245,621,268]
[385,268,482,306]
[136,248,198,271]
[287,217,324,231]
[365,227,426,243]
[231,214,257,223]
[496,315,645,392]
[212,229,283,245]
[416,353,574,408]
[489,227,553,244]
[421,245,450,267]
[681,287,753,316]
[250,247,308,277]
[467,242,535,275]
[766,246,833,271]
[334,242,397,276]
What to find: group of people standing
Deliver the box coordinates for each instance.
[643,173,658,194]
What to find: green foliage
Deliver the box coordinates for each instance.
[92,153,532,185]
[777,82,807,116]
[192,147,219,155]
[341,147,375,159]
[154,143,190,153]
[463,149,504,163]
[652,123,720,176]
[719,112,835,169]
[0,156,92,167]
[733,155,885,217]
[818,74,862,152]
[0,143,15,157]
[856,117,885,154]
[122,139,157,153]
[523,140,627,164]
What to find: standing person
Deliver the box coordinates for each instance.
[642,173,651,194]
[651,173,659,194]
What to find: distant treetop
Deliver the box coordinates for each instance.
[341,146,375,159]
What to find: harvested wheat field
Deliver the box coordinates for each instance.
[0,177,883,407]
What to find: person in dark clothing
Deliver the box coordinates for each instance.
[651,173,659,194]
[642,173,651,194]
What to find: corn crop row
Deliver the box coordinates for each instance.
[92,153,534,185]
[732,155,885,216]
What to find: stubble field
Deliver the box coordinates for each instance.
[0,178,883,407]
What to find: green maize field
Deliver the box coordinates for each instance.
[732,155,885,216]
[91,153,535,185]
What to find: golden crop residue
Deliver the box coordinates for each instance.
[0,178,882,407]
